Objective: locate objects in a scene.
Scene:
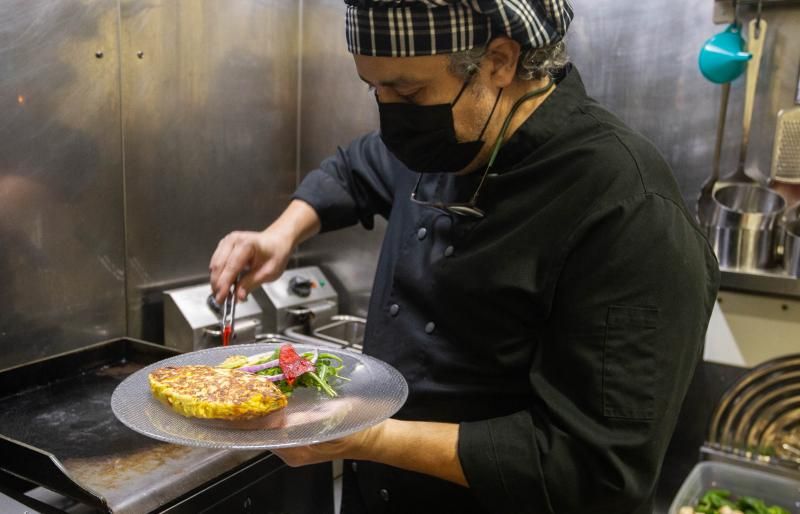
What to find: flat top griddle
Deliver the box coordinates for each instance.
[1,360,160,459]
[0,338,262,513]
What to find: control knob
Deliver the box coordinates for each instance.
[288,276,312,297]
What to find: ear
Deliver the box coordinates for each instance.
[483,36,521,88]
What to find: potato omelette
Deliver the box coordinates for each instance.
[148,365,287,420]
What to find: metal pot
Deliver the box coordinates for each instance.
[709,184,786,270]
[770,180,800,208]
[782,202,800,277]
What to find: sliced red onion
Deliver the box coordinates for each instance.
[239,359,279,373]
[265,373,285,382]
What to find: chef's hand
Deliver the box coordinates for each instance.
[271,419,468,487]
[271,419,385,467]
[210,228,292,303]
[209,199,321,303]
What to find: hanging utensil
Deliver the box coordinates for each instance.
[698,23,751,84]
[718,14,767,187]
[696,3,749,227]
[698,82,732,228]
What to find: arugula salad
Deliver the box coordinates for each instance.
[219,343,349,398]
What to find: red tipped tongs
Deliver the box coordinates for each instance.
[220,275,240,346]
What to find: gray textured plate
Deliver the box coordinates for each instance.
[111,343,407,449]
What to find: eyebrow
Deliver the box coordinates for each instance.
[358,74,421,88]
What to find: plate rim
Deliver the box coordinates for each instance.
[110,342,408,449]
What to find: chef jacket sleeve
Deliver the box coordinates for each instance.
[458,193,720,513]
[292,131,399,232]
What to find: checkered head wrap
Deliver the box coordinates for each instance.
[344,0,573,57]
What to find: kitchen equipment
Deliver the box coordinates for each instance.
[256,265,366,351]
[706,352,800,473]
[0,338,333,513]
[698,82,732,228]
[668,461,800,514]
[163,282,263,352]
[112,342,408,449]
[256,266,339,334]
[310,314,366,351]
[698,23,751,84]
[783,203,800,276]
[769,63,800,206]
[709,183,786,269]
[717,17,768,188]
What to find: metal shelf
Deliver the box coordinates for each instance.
[720,268,800,299]
[714,0,800,23]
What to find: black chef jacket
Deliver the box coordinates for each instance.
[293,66,720,514]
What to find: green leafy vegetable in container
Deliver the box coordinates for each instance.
[679,489,791,514]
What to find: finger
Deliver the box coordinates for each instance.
[236,261,284,300]
[236,271,257,301]
[235,269,259,301]
[236,263,278,300]
[270,447,315,468]
[209,233,237,287]
[269,448,294,466]
[215,242,255,304]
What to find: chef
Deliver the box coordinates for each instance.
[210,1,720,512]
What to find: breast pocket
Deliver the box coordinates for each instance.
[602,305,659,420]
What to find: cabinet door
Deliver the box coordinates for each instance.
[200,463,334,514]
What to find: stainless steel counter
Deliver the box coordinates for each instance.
[0,338,334,514]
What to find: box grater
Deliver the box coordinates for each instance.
[771,70,800,183]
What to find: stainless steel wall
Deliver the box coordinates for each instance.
[1,0,303,366]
[294,0,800,316]
[296,0,381,317]
[0,0,127,368]
[2,0,797,367]
[119,0,300,341]
[569,0,800,201]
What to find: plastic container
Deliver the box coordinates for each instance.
[668,461,800,514]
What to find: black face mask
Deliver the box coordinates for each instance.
[378,77,502,173]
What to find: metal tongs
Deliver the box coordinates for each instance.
[220,275,240,346]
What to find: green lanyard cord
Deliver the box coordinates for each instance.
[470,77,555,203]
